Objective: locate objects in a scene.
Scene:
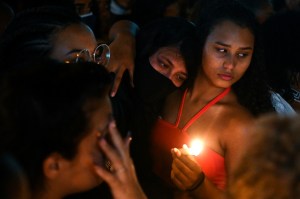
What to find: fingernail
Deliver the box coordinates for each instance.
[183,144,188,150]
[111,91,115,97]
[126,131,133,142]
[110,120,116,128]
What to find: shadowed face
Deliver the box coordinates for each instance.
[149,46,188,87]
[58,96,112,195]
[49,23,97,63]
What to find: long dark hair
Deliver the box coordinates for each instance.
[191,0,274,116]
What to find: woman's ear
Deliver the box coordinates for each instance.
[43,153,63,179]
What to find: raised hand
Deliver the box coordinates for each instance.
[94,121,147,199]
[107,20,139,97]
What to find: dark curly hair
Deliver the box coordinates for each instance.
[190,0,274,116]
[0,60,112,193]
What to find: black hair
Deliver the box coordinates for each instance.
[131,0,178,27]
[0,60,112,192]
[134,16,199,88]
[237,0,273,13]
[192,0,274,116]
[271,0,287,12]
[0,153,29,199]
[0,5,82,73]
[263,10,300,102]
[0,1,14,35]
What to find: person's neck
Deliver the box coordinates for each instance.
[188,76,229,103]
[32,186,63,199]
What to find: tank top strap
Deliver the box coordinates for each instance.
[182,87,231,132]
[174,89,188,127]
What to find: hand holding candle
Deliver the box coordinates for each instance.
[170,139,205,191]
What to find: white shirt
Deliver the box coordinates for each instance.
[270,91,297,116]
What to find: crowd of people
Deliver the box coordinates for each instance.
[0,0,299,199]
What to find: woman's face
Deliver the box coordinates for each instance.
[49,23,97,63]
[201,20,254,88]
[149,46,188,87]
[59,96,112,195]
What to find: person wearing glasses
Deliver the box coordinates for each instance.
[0,5,137,96]
[0,60,147,199]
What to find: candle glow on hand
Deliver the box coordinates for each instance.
[185,139,204,156]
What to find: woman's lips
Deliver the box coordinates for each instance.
[218,73,233,81]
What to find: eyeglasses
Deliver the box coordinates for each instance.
[65,44,110,67]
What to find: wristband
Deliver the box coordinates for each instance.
[188,172,205,191]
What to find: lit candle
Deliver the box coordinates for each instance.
[184,139,204,156]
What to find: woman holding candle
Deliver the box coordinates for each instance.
[150,0,274,198]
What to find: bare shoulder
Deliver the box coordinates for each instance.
[216,102,254,148]
[221,102,254,144]
[216,91,254,130]
[217,103,255,173]
[221,102,254,129]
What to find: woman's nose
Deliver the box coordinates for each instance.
[223,54,236,70]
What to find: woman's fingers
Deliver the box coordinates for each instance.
[98,138,124,172]
[110,66,126,97]
[171,152,203,190]
[171,148,182,158]
[94,164,118,186]
[107,121,128,158]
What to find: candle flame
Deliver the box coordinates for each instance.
[188,139,204,156]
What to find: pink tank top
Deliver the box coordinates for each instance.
[150,88,231,190]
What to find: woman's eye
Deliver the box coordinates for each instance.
[237,53,248,58]
[159,62,168,68]
[176,74,187,82]
[217,48,226,53]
